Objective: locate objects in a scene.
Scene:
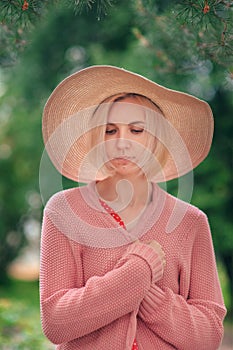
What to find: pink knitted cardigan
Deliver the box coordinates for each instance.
[40,182,226,349]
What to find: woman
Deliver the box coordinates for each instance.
[40,65,226,349]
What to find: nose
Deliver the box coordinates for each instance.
[116,137,131,150]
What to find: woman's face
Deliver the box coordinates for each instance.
[104,97,156,177]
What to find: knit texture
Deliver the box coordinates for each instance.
[99,199,139,350]
[40,182,226,349]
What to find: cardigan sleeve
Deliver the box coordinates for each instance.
[138,211,227,350]
[40,210,164,345]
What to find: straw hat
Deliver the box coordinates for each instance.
[42,65,214,183]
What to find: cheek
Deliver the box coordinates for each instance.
[104,140,115,157]
[135,137,157,161]
[136,134,152,152]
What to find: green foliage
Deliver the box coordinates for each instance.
[0,0,49,65]
[0,280,53,349]
[1,1,233,69]
[0,0,48,24]
[68,0,115,18]
[130,0,233,80]
[0,86,43,282]
[0,0,135,282]
[175,0,233,67]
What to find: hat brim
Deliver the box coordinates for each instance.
[42,65,214,183]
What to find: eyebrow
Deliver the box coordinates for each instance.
[107,121,145,126]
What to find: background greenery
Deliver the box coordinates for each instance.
[0,0,232,347]
[0,280,54,349]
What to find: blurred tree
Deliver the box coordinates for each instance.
[0,0,135,282]
[0,0,232,316]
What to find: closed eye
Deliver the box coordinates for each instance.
[105,128,117,135]
[105,122,145,135]
[131,128,144,134]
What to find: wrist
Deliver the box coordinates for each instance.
[126,242,164,283]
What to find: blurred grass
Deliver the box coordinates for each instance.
[0,279,39,305]
[0,279,54,350]
[0,262,231,349]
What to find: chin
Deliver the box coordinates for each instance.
[115,165,142,177]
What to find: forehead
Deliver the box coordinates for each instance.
[107,100,146,124]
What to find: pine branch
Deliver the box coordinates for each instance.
[134,0,233,69]
[0,0,232,71]
[65,0,114,19]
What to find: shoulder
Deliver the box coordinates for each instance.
[44,186,85,213]
[42,186,92,243]
[43,182,101,221]
[159,187,208,235]
[166,189,204,217]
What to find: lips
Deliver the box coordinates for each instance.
[112,156,136,164]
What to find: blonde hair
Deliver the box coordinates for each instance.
[88,93,169,181]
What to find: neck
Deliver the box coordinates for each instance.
[96,174,152,209]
